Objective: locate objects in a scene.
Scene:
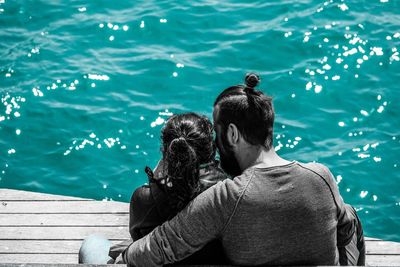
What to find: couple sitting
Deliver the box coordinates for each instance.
[79,73,365,266]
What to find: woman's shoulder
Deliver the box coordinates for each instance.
[130,184,152,204]
[198,161,229,192]
[130,182,171,218]
[129,183,171,241]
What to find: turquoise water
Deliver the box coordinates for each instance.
[0,0,399,241]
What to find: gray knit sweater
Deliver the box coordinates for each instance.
[124,161,356,266]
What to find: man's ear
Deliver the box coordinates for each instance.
[227,123,240,145]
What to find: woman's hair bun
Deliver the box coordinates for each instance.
[245,73,260,89]
[169,137,190,159]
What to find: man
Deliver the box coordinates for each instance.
[121,73,365,266]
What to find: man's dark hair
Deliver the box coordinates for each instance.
[213,73,274,150]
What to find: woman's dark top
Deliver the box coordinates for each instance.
[109,162,228,264]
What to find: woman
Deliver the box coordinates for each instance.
[79,112,228,264]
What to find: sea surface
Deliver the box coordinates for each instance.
[0,0,399,241]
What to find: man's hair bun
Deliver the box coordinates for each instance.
[245,73,260,89]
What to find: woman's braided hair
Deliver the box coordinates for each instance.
[160,112,215,216]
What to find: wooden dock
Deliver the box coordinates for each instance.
[1,188,399,266]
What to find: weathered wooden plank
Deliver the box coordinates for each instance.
[365,236,382,241]
[0,240,123,253]
[0,226,129,240]
[0,254,78,264]
[1,239,399,256]
[0,231,396,254]
[366,255,400,266]
[0,201,129,214]
[0,255,399,266]
[0,214,129,226]
[0,263,125,267]
[0,189,92,201]
[365,240,400,255]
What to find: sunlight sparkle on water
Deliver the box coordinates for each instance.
[358,153,370,159]
[322,64,331,70]
[371,142,379,148]
[159,111,173,116]
[390,51,400,62]
[32,87,44,97]
[150,117,165,128]
[338,3,349,11]
[371,47,384,56]
[343,48,357,57]
[373,157,382,162]
[363,144,370,151]
[88,74,110,81]
[63,132,126,156]
[284,32,292,38]
[305,82,312,90]
[336,58,343,64]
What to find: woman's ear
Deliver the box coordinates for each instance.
[227,123,239,145]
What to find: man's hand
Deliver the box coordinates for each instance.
[114,253,125,264]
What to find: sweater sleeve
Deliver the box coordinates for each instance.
[315,163,356,247]
[124,178,242,267]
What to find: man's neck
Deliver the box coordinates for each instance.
[239,146,292,171]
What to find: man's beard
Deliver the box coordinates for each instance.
[218,138,242,177]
